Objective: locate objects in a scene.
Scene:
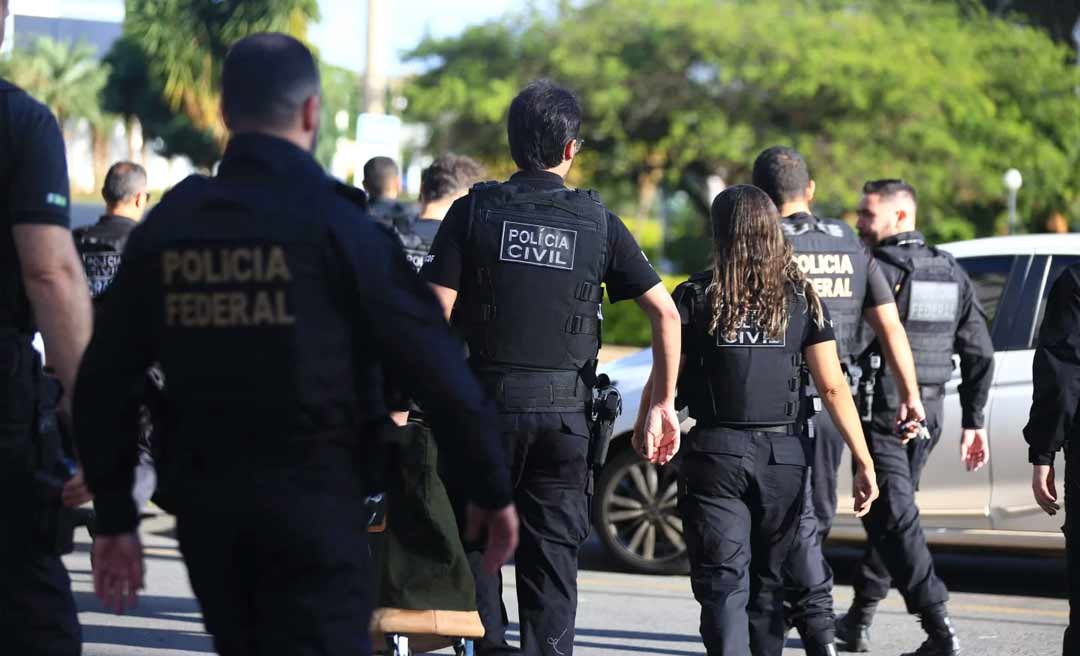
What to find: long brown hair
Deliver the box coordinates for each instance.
[707,184,824,341]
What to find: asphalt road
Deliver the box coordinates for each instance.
[66,514,1068,656]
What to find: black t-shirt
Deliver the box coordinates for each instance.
[1,80,71,332]
[422,171,661,303]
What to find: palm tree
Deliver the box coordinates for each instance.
[123,0,319,149]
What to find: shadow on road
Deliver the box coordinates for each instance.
[75,591,213,653]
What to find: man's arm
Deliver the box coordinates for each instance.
[13,225,93,408]
[429,283,457,322]
[954,273,995,428]
[863,302,925,425]
[634,282,682,464]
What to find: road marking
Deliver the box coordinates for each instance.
[144,547,182,557]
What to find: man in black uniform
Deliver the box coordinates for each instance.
[837,179,994,656]
[364,156,416,229]
[72,34,518,656]
[423,79,682,656]
[0,0,96,649]
[74,161,158,514]
[1024,262,1080,656]
[752,147,924,654]
[395,153,485,272]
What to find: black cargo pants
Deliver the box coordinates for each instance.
[173,445,373,656]
[852,394,949,614]
[1065,444,1079,656]
[0,336,81,656]
[679,426,809,656]
[444,411,592,656]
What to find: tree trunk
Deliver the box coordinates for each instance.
[91,123,111,192]
[125,115,143,163]
[636,151,668,218]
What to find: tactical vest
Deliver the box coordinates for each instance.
[782,214,867,359]
[392,214,435,273]
[0,81,33,334]
[676,272,809,427]
[458,181,608,379]
[75,223,131,300]
[875,241,959,386]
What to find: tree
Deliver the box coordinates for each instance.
[403,0,1080,250]
[121,0,319,153]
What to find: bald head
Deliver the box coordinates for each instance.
[856,179,918,246]
[222,33,321,150]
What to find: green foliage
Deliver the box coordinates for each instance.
[315,63,361,170]
[120,0,320,156]
[0,38,108,127]
[602,275,685,346]
[403,0,1080,245]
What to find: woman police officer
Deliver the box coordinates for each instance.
[635,185,883,655]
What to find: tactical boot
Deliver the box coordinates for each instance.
[803,639,839,656]
[834,612,872,653]
[901,604,960,656]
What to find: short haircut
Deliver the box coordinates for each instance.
[419,154,486,203]
[751,146,811,207]
[507,80,582,172]
[222,33,320,132]
[863,179,918,203]
[101,161,147,204]
[363,157,399,199]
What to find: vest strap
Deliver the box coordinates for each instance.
[576,282,605,303]
[566,314,599,336]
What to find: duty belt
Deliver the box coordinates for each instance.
[479,370,590,413]
[696,422,801,436]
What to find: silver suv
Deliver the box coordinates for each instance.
[593,235,1077,575]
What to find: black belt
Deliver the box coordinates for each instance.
[478,370,590,413]
[696,422,801,436]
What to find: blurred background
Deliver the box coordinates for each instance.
[2,0,1077,344]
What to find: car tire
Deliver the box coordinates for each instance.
[592,441,689,575]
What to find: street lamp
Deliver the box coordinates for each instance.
[1003,168,1023,235]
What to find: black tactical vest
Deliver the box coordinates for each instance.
[875,241,959,386]
[782,214,867,359]
[74,218,134,300]
[676,272,809,427]
[458,181,608,376]
[0,82,33,333]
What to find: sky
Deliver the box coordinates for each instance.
[8,0,523,74]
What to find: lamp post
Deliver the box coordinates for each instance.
[1003,168,1023,235]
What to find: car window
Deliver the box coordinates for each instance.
[1032,255,1080,344]
[956,255,1014,328]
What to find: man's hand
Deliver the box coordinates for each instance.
[465,503,519,575]
[1032,464,1060,516]
[641,403,680,465]
[92,533,144,614]
[853,465,879,518]
[960,428,989,472]
[61,468,93,508]
[896,396,926,433]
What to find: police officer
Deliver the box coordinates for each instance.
[72,34,518,656]
[751,147,924,654]
[422,79,683,656]
[1024,262,1080,656]
[394,153,485,272]
[0,0,95,648]
[838,179,994,656]
[74,161,159,515]
[666,184,879,656]
[363,156,416,230]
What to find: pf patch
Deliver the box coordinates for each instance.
[499,221,577,270]
[908,280,959,323]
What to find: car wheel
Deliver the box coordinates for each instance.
[593,443,688,575]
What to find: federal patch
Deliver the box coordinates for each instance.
[499,221,577,270]
[908,280,959,323]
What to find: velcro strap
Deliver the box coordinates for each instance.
[576,282,605,303]
[481,371,590,412]
[566,314,599,335]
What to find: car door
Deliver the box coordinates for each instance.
[911,254,1016,528]
[833,254,1016,531]
[989,254,1080,533]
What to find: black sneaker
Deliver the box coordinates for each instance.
[835,614,871,653]
[900,636,961,656]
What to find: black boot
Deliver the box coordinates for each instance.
[901,603,960,656]
[803,638,839,656]
[835,599,875,653]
